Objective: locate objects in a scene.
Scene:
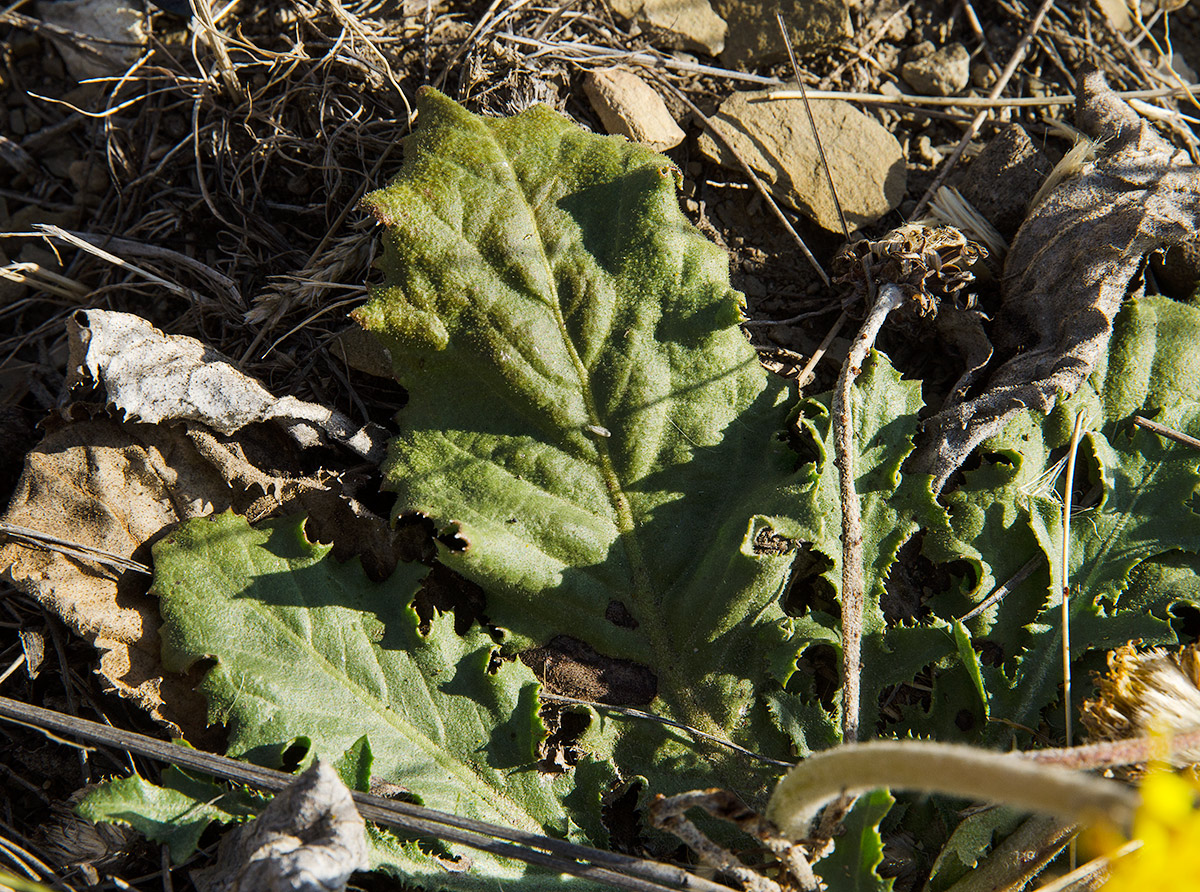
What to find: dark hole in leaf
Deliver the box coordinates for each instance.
[954,709,976,732]
[752,525,796,556]
[437,529,469,553]
[393,512,439,564]
[788,643,838,711]
[1170,601,1200,642]
[601,780,646,855]
[413,564,489,636]
[538,703,589,771]
[782,545,836,616]
[278,740,308,773]
[486,649,503,675]
[785,403,826,467]
[977,639,1004,667]
[878,663,935,730]
[882,533,951,625]
[522,636,656,706]
[604,599,638,629]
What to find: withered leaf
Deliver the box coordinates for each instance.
[67,310,385,462]
[0,417,227,735]
[912,68,1200,490]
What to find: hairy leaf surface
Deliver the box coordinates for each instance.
[152,512,591,890]
[929,297,1200,743]
[357,88,810,793]
[786,353,955,735]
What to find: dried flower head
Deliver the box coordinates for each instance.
[1081,643,1200,769]
[833,222,986,315]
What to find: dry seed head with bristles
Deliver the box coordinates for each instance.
[1081,642,1200,771]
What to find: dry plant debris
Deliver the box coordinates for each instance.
[911,67,1200,491]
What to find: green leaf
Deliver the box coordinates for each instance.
[951,621,988,721]
[922,807,1023,892]
[933,296,1200,743]
[152,511,594,890]
[788,353,956,735]
[814,788,894,892]
[1000,401,1200,736]
[357,88,809,794]
[77,767,257,861]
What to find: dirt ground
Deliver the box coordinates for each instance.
[1,0,1198,889]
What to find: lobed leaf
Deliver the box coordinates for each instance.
[151,511,593,890]
[356,88,811,795]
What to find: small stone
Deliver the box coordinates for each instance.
[697,89,905,232]
[901,41,971,96]
[971,62,998,89]
[608,0,726,56]
[68,159,109,196]
[583,69,685,152]
[915,135,943,166]
[741,275,766,298]
[714,0,851,69]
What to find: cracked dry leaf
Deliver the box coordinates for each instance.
[67,310,385,462]
[191,761,367,892]
[0,417,228,735]
[912,68,1200,490]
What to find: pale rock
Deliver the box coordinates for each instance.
[713,0,851,69]
[583,69,685,152]
[608,0,726,56]
[697,89,905,233]
[901,41,970,97]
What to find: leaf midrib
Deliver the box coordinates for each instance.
[496,121,723,737]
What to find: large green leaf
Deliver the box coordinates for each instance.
[356,88,810,795]
[151,511,594,890]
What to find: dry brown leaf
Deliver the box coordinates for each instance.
[67,310,385,462]
[2,308,406,731]
[1,406,402,736]
[0,418,230,736]
[911,68,1200,490]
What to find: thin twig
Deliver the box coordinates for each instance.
[0,522,151,575]
[794,311,848,390]
[775,11,849,243]
[1060,412,1088,749]
[0,695,741,892]
[1133,415,1200,451]
[957,555,1040,623]
[834,283,906,743]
